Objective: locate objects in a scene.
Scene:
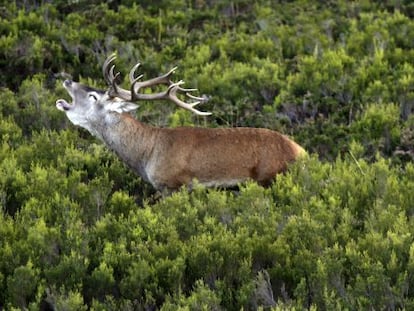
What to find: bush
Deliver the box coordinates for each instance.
[2,1,414,310]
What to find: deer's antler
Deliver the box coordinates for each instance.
[102,53,211,116]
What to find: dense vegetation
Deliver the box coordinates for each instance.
[1,0,414,309]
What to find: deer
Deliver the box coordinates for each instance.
[56,54,306,194]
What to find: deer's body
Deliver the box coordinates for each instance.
[99,113,304,191]
[56,54,305,192]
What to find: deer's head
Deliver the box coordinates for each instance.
[56,54,210,132]
[56,80,138,131]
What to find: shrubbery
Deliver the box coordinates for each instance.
[1,1,414,309]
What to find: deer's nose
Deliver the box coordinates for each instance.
[63,80,72,88]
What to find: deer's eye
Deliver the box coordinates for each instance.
[88,93,98,102]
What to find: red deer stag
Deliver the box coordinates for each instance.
[56,54,306,193]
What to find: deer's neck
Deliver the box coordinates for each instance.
[95,113,158,182]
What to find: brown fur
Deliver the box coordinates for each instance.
[57,80,306,193]
[107,114,306,192]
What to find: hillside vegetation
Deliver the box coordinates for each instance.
[1,1,414,310]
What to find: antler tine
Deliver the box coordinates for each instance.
[129,63,141,82]
[130,66,177,97]
[102,53,119,84]
[185,92,207,101]
[166,81,211,116]
[102,54,132,100]
[110,65,119,83]
[175,82,209,103]
[175,85,206,101]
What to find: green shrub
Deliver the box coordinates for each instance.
[2,1,414,310]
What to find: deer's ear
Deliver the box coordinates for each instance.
[105,100,139,113]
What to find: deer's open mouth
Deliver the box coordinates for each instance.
[56,99,73,111]
[56,80,75,111]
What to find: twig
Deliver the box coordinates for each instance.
[349,150,365,176]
